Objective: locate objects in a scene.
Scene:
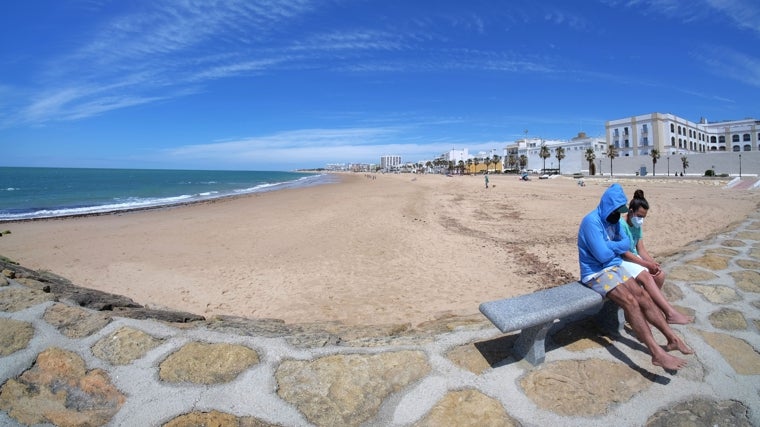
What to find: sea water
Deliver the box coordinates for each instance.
[0,167,333,221]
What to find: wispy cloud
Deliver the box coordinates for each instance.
[601,0,760,34]
[6,0,577,127]
[166,126,421,164]
[163,124,511,165]
[705,0,760,35]
[12,0,320,125]
[693,47,760,88]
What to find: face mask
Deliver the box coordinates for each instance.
[631,216,644,228]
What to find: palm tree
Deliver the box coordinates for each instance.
[650,149,660,176]
[585,148,596,175]
[466,158,473,174]
[555,146,565,175]
[473,157,480,174]
[519,155,528,170]
[425,161,433,173]
[507,154,517,172]
[605,145,618,177]
[539,143,551,173]
[492,154,501,173]
[681,155,689,175]
[457,160,464,175]
[484,157,492,173]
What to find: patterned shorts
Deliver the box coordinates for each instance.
[583,266,631,297]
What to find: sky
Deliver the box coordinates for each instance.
[1,0,759,171]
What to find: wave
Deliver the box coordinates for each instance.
[0,173,335,221]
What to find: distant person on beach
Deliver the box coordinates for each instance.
[577,183,692,371]
[484,173,489,188]
[620,190,693,324]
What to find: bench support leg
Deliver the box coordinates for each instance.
[594,300,625,337]
[513,322,552,365]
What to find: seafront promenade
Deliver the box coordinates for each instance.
[1,212,759,426]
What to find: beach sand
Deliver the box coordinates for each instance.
[1,173,757,327]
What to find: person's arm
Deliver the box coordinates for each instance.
[636,239,661,273]
[621,251,641,263]
[580,219,629,263]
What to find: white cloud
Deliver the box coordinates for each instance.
[164,126,508,166]
[694,47,760,88]
[705,0,760,35]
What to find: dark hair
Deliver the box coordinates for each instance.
[629,189,649,212]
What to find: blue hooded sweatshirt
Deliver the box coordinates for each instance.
[577,183,631,282]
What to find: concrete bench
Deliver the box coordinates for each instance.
[479,281,624,365]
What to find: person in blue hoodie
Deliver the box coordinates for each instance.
[578,183,692,371]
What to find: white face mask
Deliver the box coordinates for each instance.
[631,216,644,228]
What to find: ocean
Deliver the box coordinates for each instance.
[0,167,333,221]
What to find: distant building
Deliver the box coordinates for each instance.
[606,113,759,156]
[325,163,348,171]
[505,132,606,174]
[380,155,402,171]
[443,149,469,164]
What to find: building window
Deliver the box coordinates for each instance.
[710,136,717,143]
[642,137,648,146]
[719,136,725,143]
[744,145,752,151]
[624,127,629,135]
[743,133,751,141]
[671,136,675,146]
[733,146,740,152]
[624,140,629,148]
[732,135,740,142]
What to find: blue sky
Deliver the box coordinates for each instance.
[2,0,758,171]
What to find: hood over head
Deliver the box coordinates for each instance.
[597,183,629,220]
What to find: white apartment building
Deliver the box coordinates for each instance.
[505,132,607,174]
[380,155,402,171]
[442,148,469,164]
[606,113,760,157]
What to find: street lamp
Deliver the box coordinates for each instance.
[739,154,742,178]
[667,156,670,176]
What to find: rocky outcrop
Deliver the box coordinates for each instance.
[0,258,203,323]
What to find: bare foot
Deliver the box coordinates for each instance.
[652,352,687,370]
[666,311,694,325]
[665,337,694,355]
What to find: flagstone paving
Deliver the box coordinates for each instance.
[1,212,759,426]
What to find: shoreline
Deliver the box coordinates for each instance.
[0,173,757,327]
[0,169,333,223]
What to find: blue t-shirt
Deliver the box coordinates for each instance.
[619,219,643,255]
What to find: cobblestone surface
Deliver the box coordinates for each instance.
[1,212,759,426]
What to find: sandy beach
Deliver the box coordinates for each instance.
[1,173,757,327]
